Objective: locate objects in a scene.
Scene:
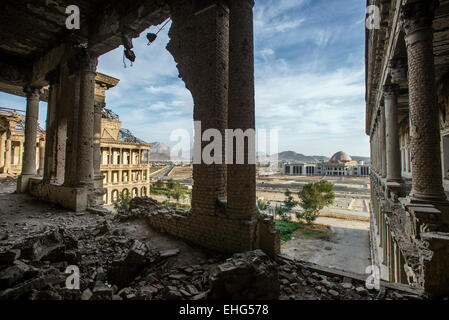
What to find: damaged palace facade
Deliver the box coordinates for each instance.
[0,108,45,175]
[0,0,279,257]
[366,0,449,297]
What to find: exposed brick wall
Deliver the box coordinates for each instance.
[167,1,228,217]
[147,209,279,257]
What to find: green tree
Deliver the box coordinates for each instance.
[166,178,175,190]
[283,189,299,211]
[274,204,290,222]
[170,184,186,203]
[113,191,132,213]
[154,179,164,189]
[297,180,335,224]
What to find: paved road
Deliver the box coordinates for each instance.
[282,217,371,275]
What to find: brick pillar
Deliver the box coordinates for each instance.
[227,0,258,219]
[383,83,402,182]
[75,51,97,187]
[17,86,40,192]
[167,1,229,216]
[401,0,446,201]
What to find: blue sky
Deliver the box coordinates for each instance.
[0,0,369,157]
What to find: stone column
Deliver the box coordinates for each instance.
[43,70,60,184]
[38,138,45,176]
[4,137,11,173]
[384,83,402,182]
[380,104,387,178]
[92,101,105,206]
[63,71,80,187]
[401,0,446,201]
[75,51,97,187]
[0,132,5,170]
[227,0,258,220]
[18,142,23,170]
[17,86,40,193]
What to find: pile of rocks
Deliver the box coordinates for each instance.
[276,255,424,300]
[115,197,176,221]
[0,217,215,300]
[1,214,281,300]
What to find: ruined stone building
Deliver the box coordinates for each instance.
[101,114,151,205]
[0,109,45,175]
[366,0,449,297]
[0,0,279,258]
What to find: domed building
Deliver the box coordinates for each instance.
[329,151,352,163]
[282,151,370,177]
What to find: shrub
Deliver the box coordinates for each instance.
[113,191,132,213]
[297,180,335,224]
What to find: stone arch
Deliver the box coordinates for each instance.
[141,186,146,196]
[111,189,118,202]
[132,187,138,198]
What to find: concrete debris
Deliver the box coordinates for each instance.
[0,206,428,301]
[208,250,280,300]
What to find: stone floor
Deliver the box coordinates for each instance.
[282,217,371,275]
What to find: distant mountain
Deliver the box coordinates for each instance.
[272,151,329,163]
[150,142,171,160]
[268,151,370,164]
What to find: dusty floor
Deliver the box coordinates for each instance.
[282,217,371,275]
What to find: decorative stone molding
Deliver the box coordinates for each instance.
[400,0,438,42]
[23,86,41,100]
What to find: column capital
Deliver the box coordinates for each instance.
[388,57,408,84]
[68,49,98,75]
[23,86,41,100]
[400,0,438,36]
[94,101,106,113]
[383,83,400,99]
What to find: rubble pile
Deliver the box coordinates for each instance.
[115,197,181,221]
[0,218,216,300]
[0,195,428,300]
[209,250,279,300]
[276,255,424,300]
